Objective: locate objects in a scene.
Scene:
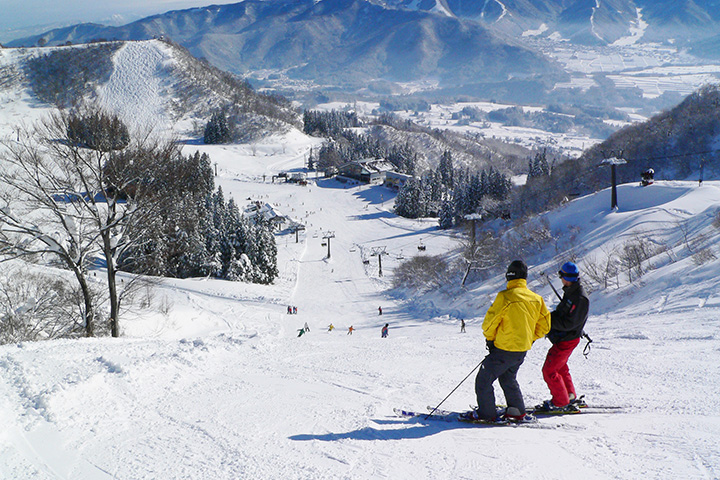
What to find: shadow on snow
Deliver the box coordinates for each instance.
[289,416,491,442]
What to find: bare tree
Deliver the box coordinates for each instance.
[617,235,655,282]
[0,108,170,337]
[0,267,98,343]
[583,247,620,290]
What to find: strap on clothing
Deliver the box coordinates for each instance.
[581,332,593,358]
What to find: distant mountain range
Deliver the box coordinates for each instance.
[6,0,564,93]
[383,0,720,45]
[5,0,720,98]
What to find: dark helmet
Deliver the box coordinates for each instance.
[506,260,528,281]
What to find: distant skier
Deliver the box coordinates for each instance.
[381,323,389,338]
[293,306,298,315]
[297,328,306,337]
[378,306,383,315]
[347,326,354,335]
[304,322,310,333]
[537,262,590,413]
[328,323,335,332]
[287,306,292,314]
[460,319,466,333]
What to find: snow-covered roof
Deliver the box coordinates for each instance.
[242,202,285,223]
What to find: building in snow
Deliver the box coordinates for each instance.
[242,201,288,230]
[384,171,414,190]
[338,158,395,184]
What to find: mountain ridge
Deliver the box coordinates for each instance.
[0,39,299,140]
[5,0,566,93]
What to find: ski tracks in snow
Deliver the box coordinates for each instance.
[97,41,172,134]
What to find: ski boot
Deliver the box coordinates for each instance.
[569,394,588,408]
[534,399,581,414]
[503,406,536,424]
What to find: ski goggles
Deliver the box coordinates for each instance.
[558,270,578,279]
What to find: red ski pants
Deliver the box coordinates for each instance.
[542,338,580,407]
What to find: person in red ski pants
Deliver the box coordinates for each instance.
[539,262,589,411]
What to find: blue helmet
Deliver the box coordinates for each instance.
[558,262,579,282]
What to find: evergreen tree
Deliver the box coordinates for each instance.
[438,199,455,229]
[248,219,279,284]
[116,149,278,284]
[394,178,425,218]
[303,109,359,137]
[387,142,416,175]
[528,150,551,179]
[204,111,231,144]
[307,148,315,171]
[438,150,454,189]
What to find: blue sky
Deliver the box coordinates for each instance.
[0,0,240,41]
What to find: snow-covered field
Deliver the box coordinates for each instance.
[544,40,720,99]
[1,40,720,479]
[2,140,720,479]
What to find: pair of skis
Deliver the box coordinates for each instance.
[394,403,623,427]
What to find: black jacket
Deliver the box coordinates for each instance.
[548,281,589,344]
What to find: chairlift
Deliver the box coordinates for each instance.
[417,243,426,251]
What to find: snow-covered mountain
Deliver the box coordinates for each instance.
[5,0,566,92]
[384,0,720,45]
[0,39,299,139]
[6,0,720,107]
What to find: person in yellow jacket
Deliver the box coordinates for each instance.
[470,260,550,423]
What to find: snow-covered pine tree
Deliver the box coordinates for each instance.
[438,199,455,229]
[387,142,417,175]
[66,109,130,151]
[438,149,454,189]
[394,178,423,218]
[248,219,279,284]
[528,150,551,179]
[204,111,231,144]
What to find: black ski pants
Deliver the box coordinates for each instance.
[475,347,527,420]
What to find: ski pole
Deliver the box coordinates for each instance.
[540,271,562,300]
[426,361,482,419]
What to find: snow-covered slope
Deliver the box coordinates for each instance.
[0,40,297,142]
[1,113,719,478]
[95,41,175,134]
[0,41,181,139]
[1,35,720,479]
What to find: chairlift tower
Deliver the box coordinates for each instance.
[371,246,388,277]
[601,156,627,210]
[464,213,482,248]
[322,231,335,258]
[291,224,305,243]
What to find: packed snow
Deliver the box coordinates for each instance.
[1,41,720,480]
[2,134,720,479]
[96,41,175,134]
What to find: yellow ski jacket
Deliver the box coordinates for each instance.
[482,279,551,352]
